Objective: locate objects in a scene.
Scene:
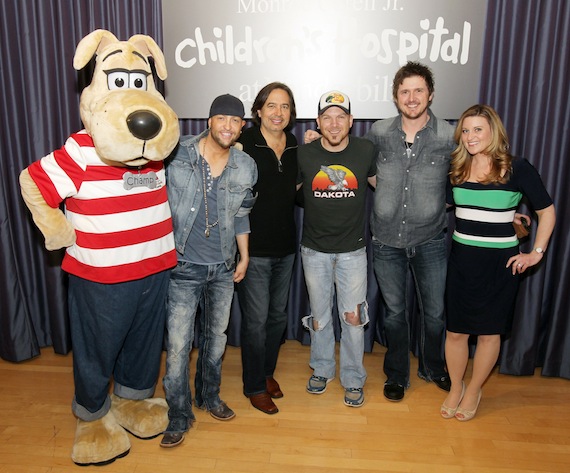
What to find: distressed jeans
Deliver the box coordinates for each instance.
[301,246,369,389]
[372,232,447,387]
[163,261,234,433]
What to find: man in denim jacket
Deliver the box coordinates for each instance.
[161,94,257,448]
[365,62,454,402]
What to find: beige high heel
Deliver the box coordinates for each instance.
[455,390,482,421]
[440,381,466,419]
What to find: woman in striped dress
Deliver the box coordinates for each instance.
[441,104,555,421]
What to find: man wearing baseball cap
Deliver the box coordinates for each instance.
[297,90,376,407]
[161,94,258,447]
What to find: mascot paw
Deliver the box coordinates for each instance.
[110,394,169,439]
[71,410,130,466]
[19,169,76,250]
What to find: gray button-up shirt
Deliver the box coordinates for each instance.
[366,109,455,248]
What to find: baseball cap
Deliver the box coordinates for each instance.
[318,90,351,115]
[209,94,245,118]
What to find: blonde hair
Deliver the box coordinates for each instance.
[450,104,513,185]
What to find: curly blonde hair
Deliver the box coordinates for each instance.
[450,104,512,185]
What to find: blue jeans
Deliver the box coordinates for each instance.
[301,246,369,389]
[372,233,447,387]
[237,254,295,396]
[163,261,234,433]
[68,271,169,421]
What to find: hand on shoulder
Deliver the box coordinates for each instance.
[304,130,321,144]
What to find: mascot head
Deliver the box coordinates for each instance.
[73,29,179,167]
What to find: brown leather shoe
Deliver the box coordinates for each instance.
[266,377,284,399]
[249,392,278,414]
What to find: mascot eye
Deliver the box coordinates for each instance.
[108,71,130,90]
[129,73,147,91]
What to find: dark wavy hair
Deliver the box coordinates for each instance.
[250,82,297,131]
[392,61,435,101]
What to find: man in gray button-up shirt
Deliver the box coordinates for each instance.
[365,62,455,402]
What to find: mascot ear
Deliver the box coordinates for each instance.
[129,35,168,80]
[73,29,119,70]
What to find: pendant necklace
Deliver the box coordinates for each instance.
[405,140,413,158]
[201,138,219,238]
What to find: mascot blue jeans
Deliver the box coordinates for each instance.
[68,270,170,421]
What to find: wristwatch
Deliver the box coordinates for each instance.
[534,247,543,254]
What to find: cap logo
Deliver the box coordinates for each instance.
[318,90,350,115]
[325,93,345,105]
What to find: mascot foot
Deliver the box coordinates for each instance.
[71,410,131,466]
[110,394,169,439]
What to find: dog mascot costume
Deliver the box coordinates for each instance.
[19,29,180,466]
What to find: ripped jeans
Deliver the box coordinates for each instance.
[301,246,369,389]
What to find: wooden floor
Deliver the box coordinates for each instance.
[1,341,569,472]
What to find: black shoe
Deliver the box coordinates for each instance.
[160,432,185,448]
[433,375,451,392]
[383,383,405,402]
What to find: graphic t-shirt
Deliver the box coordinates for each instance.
[297,136,376,253]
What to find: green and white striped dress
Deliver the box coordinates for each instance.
[446,158,552,335]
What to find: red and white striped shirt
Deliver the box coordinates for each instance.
[28,130,176,283]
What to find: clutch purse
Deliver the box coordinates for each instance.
[513,219,530,239]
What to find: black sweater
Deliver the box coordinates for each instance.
[238,126,298,257]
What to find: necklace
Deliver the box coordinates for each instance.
[200,138,219,238]
[405,140,413,158]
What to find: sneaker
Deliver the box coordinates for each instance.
[306,375,333,394]
[344,387,364,407]
[196,401,236,421]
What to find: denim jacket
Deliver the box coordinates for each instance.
[365,109,455,248]
[166,130,258,270]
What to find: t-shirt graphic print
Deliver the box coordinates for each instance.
[312,164,357,198]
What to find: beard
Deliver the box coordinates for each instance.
[397,101,430,121]
[321,128,349,148]
[209,129,238,150]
